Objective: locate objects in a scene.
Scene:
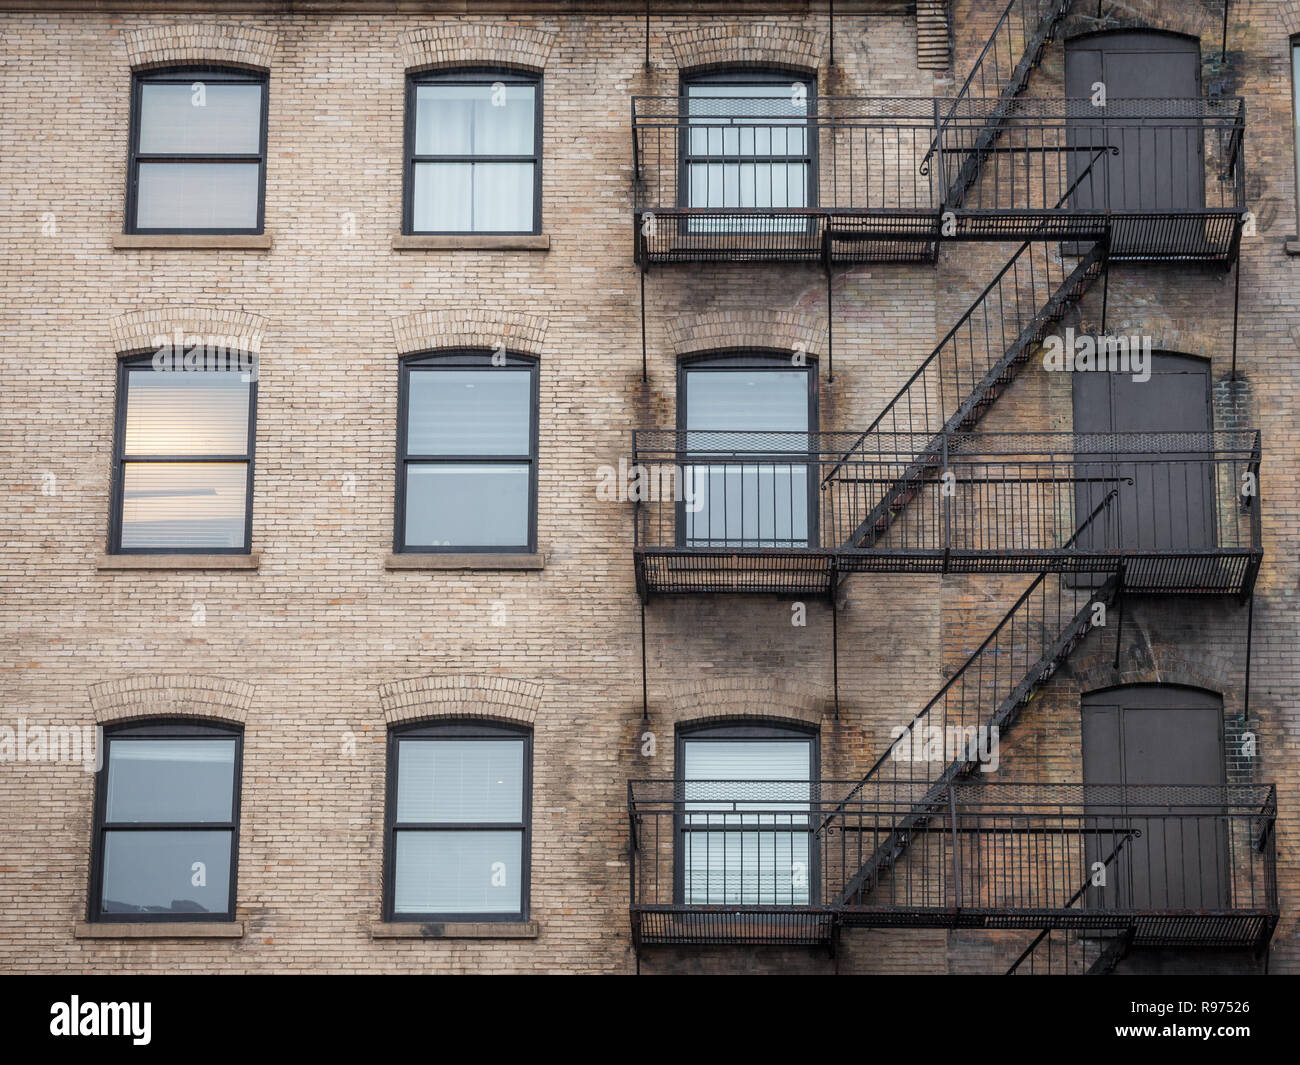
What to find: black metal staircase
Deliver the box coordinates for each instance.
[829,566,1121,909]
[1007,926,1137,975]
[928,0,1075,207]
[827,235,1108,551]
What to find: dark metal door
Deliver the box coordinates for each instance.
[1072,354,1215,582]
[1082,686,1228,911]
[1066,32,1203,250]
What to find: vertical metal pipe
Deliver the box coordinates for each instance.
[826,264,834,382]
[831,577,841,719]
[640,601,649,721]
[1243,590,1254,723]
[1231,255,1241,379]
[829,0,835,68]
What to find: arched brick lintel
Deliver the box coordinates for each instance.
[667,22,824,76]
[88,675,254,727]
[662,676,829,732]
[378,674,543,728]
[125,24,278,72]
[109,306,267,357]
[668,309,828,360]
[398,24,557,74]
[390,309,548,358]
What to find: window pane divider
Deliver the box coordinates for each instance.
[403,454,532,463]
[101,822,236,831]
[135,154,263,164]
[122,454,250,463]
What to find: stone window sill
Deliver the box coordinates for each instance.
[1284,237,1300,256]
[97,553,260,571]
[113,233,272,251]
[75,921,244,939]
[385,551,546,572]
[370,921,540,940]
[392,234,550,251]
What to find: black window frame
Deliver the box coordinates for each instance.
[125,65,269,236]
[674,721,820,907]
[676,350,820,550]
[383,719,533,923]
[1292,37,1300,234]
[109,352,258,555]
[403,68,544,236]
[394,349,539,554]
[676,68,819,228]
[88,719,243,924]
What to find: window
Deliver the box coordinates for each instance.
[680,71,815,232]
[126,67,267,234]
[1293,38,1300,230]
[404,70,541,234]
[396,352,538,552]
[677,723,816,906]
[678,354,816,548]
[384,721,532,921]
[110,354,257,553]
[89,720,242,922]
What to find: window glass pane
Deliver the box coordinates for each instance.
[412,161,470,230]
[138,81,262,154]
[101,829,232,914]
[684,828,810,906]
[685,463,809,548]
[106,739,236,822]
[393,830,522,914]
[396,739,524,823]
[688,162,808,209]
[125,371,250,456]
[681,738,812,906]
[414,83,535,155]
[120,462,248,549]
[683,739,811,783]
[404,464,528,548]
[407,369,530,455]
[1294,45,1300,213]
[136,162,260,230]
[686,82,809,158]
[412,162,533,232]
[686,369,809,434]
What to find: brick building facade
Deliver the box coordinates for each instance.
[0,0,1297,975]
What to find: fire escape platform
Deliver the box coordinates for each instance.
[631,96,1247,267]
[635,548,1261,598]
[632,430,1263,600]
[628,782,1279,954]
[631,906,1275,951]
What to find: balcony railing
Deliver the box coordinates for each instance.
[628,780,1278,951]
[631,429,1262,598]
[631,96,1244,263]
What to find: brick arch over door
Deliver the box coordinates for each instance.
[1059,5,1217,48]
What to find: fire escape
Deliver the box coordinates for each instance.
[627,0,1273,972]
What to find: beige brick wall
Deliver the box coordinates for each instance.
[0,1,1296,975]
